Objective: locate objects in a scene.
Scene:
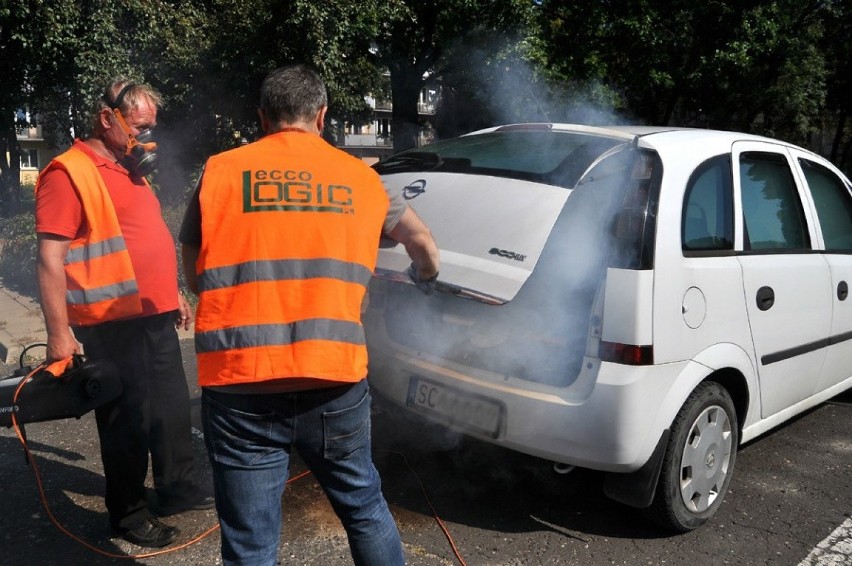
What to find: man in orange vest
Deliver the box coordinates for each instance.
[180,64,440,565]
[35,79,212,548]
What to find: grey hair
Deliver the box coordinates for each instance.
[260,64,327,126]
[94,78,162,119]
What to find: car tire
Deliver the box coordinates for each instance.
[647,381,738,532]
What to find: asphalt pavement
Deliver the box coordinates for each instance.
[0,283,454,565]
[0,284,228,564]
[1,283,850,566]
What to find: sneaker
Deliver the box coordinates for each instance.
[116,516,180,548]
[156,489,215,516]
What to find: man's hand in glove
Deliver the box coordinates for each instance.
[407,263,439,295]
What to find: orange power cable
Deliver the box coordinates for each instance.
[12,367,460,563]
[379,449,468,566]
[10,364,312,560]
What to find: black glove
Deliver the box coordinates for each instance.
[406,263,438,295]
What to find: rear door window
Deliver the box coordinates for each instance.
[739,152,810,251]
[798,158,852,250]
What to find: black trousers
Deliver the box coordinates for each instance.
[75,312,196,529]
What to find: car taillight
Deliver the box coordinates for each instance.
[609,150,662,270]
[599,341,654,365]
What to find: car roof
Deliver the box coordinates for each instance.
[468,122,791,145]
[465,123,817,160]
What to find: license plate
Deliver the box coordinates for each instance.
[406,376,503,438]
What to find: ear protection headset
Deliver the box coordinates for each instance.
[103,83,159,176]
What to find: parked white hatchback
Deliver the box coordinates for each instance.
[364,124,852,531]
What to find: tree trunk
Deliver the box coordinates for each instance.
[830,109,846,164]
[390,67,424,154]
[0,116,21,216]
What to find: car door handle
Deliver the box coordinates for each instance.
[756,286,775,311]
[839,281,849,301]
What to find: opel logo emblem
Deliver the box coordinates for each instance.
[403,179,427,200]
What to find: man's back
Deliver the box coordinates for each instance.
[192,130,391,386]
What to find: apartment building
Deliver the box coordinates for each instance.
[336,86,439,164]
[8,85,439,181]
[13,115,59,185]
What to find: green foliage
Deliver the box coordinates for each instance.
[531,0,837,150]
[0,212,37,297]
[1,0,849,185]
[0,201,192,300]
[192,1,386,149]
[159,202,192,296]
[373,0,537,151]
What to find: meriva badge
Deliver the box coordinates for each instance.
[243,169,354,213]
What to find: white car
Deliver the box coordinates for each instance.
[363,124,852,531]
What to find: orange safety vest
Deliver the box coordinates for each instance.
[194,131,389,386]
[36,147,143,326]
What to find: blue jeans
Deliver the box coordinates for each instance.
[201,379,404,566]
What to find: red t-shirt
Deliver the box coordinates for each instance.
[35,139,178,318]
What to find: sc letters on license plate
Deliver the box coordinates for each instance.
[406,376,503,438]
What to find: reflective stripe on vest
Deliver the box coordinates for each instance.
[66,280,139,305]
[64,235,127,264]
[197,258,373,292]
[38,147,143,325]
[196,318,365,353]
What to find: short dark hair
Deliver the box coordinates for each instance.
[260,64,327,125]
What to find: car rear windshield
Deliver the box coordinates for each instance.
[373,131,626,189]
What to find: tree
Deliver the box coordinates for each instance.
[189,1,386,156]
[821,0,851,174]
[0,0,211,212]
[0,1,36,215]
[374,0,534,152]
[532,0,837,152]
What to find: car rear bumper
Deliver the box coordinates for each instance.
[366,337,687,473]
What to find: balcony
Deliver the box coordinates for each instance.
[417,101,436,115]
[16,125,44,141]
[343,133,392,148]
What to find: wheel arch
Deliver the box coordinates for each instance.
[704,367,749,442]
[691,341,759,434]
[604,346,754,510]
[647,342,755,457]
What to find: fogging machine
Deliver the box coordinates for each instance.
[0,344,122,428]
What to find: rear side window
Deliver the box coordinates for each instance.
[740,152,810,251]
[682,155,734,252]
[799,158,852,251]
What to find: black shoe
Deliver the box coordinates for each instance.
[156,490,215,516]
[116,516,180,548]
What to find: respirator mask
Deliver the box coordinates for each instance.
[103,83,159,177]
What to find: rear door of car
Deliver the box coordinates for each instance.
[732,141,832,418]
[789,149,852,393]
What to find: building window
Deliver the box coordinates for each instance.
[20,148,39,169]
